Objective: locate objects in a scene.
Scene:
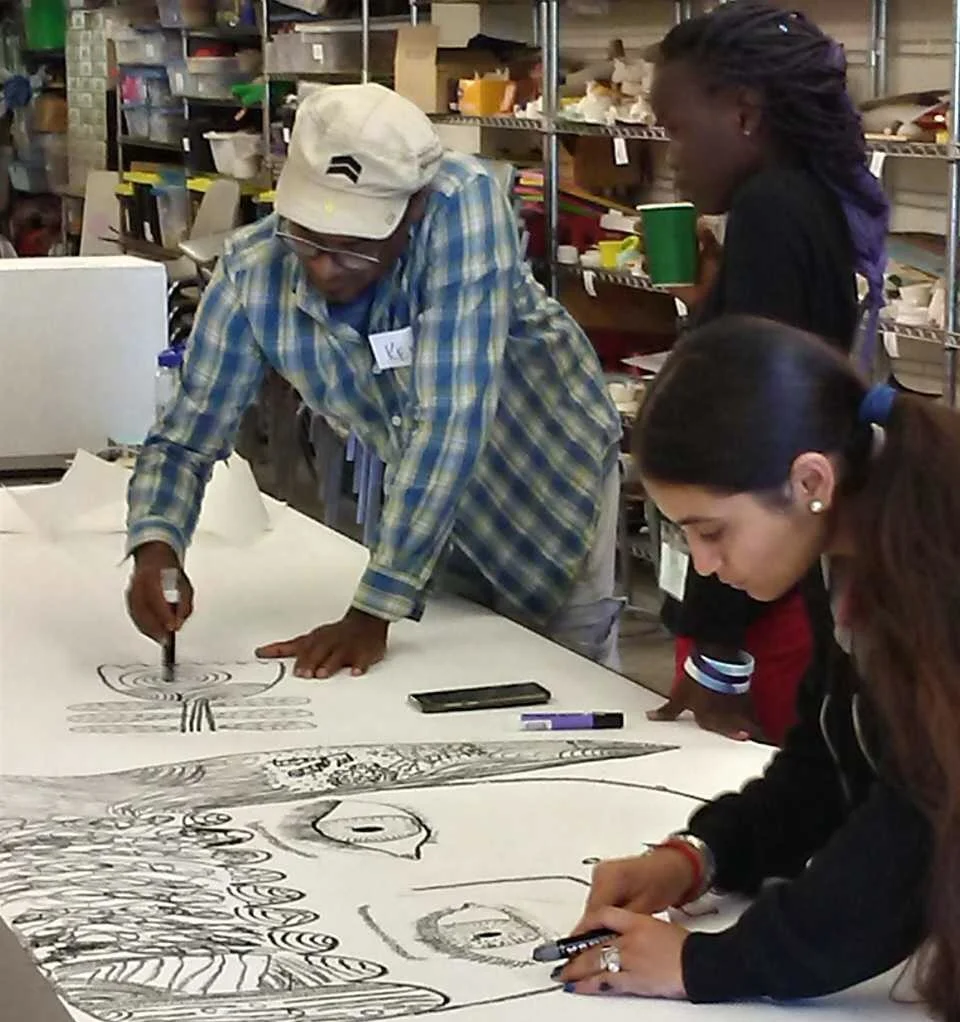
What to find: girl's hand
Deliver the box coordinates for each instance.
[571,848,697,931]
[648,668,763,742]
[668,218,722,311]
[558,906,689,1000]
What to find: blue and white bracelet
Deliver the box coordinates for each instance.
[684,650,755,696]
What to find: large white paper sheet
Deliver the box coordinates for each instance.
[0,494,922,1022]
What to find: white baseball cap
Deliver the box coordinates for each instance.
[275,83,444,241]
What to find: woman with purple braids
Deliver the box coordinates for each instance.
[643,0,891,746]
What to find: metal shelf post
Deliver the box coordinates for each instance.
[945,0,960,406]
[869,0,889,98]
[361,0,370,84]
[540,0,560,297]
[261,0,272,181]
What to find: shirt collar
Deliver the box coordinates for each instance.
[290,248,409,338]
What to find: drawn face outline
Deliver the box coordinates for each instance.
[0,743,696,1019]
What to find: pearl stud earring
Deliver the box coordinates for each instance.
[809,499,825,514]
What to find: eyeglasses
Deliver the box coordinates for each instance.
[275,222,382,272]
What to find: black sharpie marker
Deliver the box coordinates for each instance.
[160,567,179,683]
[532,927,618,962]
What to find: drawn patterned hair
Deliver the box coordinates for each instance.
[659,0,890,366]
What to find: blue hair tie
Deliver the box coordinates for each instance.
[858,383,897,425]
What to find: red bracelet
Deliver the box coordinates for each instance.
[657,837,705,906]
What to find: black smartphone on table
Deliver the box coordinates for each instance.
[408,681,551,714]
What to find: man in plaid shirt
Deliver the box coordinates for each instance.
[126,84,623,676]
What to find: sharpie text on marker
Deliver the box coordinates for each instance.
[519,712,624,732]
[532,927,620,962]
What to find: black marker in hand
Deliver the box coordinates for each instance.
[532,927,619,962]
[160,567,179,683]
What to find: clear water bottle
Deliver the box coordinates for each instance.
[155,347,183,422]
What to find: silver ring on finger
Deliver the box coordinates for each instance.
[599,944,622,974]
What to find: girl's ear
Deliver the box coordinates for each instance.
[735,85,763,138]
[789,451,838,512]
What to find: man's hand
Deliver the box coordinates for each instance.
[256,608,389,678]
[126,541,194,642]
[667,218,722,311]
[647,667,762,742]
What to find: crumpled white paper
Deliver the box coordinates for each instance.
[1,450,275,546]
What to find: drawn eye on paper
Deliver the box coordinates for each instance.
[360,876,583,968]
[276,799,431,860]
[416,903,547,966]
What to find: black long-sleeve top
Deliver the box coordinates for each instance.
[661,164,859,646]
[681,566,932,1002]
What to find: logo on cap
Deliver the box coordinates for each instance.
[326,154,362,184]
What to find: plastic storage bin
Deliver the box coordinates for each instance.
[113,29,181,66]
[284,19,402,75]
[186,55,238,73]
[168,61,248,100]
[120,67,173,106]
[204,130,262,179]
[149,108,184,144]
[9,160,49,194]
[153,184,191,250]
[158,0,213,29]
[122,104,151,139]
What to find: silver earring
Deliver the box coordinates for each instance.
[809,499,825,515]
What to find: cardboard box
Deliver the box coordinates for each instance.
[568,135,650,192]
[562,278,677,337]
[457,76,511,116]
[394,25,503,114]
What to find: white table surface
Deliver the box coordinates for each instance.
[0,496,921,1021]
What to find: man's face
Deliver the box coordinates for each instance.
[277,197,422,305]
[276,222,397,304]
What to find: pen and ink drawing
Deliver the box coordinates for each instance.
[361,877,591,969]
[66,662,315,735]
[0,739,679,1020]
[275,800,433,861]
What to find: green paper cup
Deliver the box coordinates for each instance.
[638,202,698,287]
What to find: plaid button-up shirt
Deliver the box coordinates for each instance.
[127,152,621,623]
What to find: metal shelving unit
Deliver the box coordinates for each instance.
[118,134,182,151]
[430,112,960,156]
[433,0,960,405]
[259,0,402,179]
[115,21,262,177]
[556,262,668,293]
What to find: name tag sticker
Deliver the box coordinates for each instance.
[369,327,414,371]
[658,538,689,601]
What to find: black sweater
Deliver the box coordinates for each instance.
[661,165,859,646]
[681,569,932,1002]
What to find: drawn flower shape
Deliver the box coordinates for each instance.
[96,662,286,703]
[82,662,292,734]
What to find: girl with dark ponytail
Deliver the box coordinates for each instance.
[558,316,960,1018]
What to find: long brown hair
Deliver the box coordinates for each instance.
[635,316,960,1017]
